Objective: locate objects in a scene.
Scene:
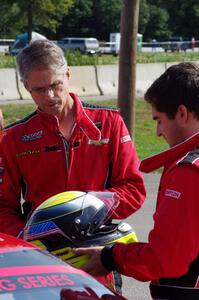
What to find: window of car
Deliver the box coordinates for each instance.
[0,249,126,300]
[70,39,84,44]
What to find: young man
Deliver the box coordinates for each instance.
[75,62,199,299]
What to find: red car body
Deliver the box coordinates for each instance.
[0,233,126,300]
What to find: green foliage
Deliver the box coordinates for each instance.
[0,54,16,68]
[57,0,122,40]
[2,51,199,68]
[0,99,167,159]
[136,51,199,63]
[64,50,118,66]
[92,0,122,40]
[135,99,167,159]
[0,0,74,39]
[143,4,171,41]
[1,0,199,42]
[144,0,199,40]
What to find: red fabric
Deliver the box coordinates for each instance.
[113,132,199,281]
[94,273,115,291]
[0,93,145,236]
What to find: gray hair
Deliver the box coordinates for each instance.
[16,39,68,82]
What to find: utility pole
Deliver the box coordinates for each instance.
[118,0,140,137]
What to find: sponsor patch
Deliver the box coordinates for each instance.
[165,189,181,199]
[16,149,41,157]
[45,145,61,152]
[88,138,109,146]
[21,130,43,142]
[120,135,131,143]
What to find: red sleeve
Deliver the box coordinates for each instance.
[106,112,146,219]
[112,165,199,281]
[0,133,25,236]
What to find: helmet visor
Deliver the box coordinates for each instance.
[75,192,119,235]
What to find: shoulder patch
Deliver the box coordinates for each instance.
[82,101,119,112]
[177,148,199,166]
[5,111,37,130]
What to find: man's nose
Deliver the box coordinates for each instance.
[45,87,55,97]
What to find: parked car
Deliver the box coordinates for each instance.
[57,37,100,54]
[162,37,191,52]
[9,31,47,55]
[0,232,126,300]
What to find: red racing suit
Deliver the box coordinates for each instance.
[0,93,145,236]
[112,132,199,296]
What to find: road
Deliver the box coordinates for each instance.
[121,172,160,300]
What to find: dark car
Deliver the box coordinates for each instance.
[162,37,191,52]
[0,233,126,300]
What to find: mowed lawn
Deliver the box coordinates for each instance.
[0,98,167,160]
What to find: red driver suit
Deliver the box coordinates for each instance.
[0,93,145,236]
[112,132,199,291]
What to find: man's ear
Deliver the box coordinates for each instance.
[23,80,30,92]
[176,105,189,123]
[65,67,70,80]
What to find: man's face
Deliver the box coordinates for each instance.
[25,68,70,117]
[152,106,186,147]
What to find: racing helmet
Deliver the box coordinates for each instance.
[23,191,137,268]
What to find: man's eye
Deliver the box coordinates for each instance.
[34,87,45,93]
[51,83,59,89]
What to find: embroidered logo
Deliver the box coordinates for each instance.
[88,138,109,146]
[16,149,41,157]
[120,135,131,143]
[21,130,43,142]
[165,189,181,199]
[45,145,61,152]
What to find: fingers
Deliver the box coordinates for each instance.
[73,246,103,256]
[73,247,110,276]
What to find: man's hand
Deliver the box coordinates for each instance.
[74,246,110,276]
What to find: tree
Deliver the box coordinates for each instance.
[92,0,122,41]
[147,0,199,40]
[143,4,171,41]
[0,0,74,39]
[138,0,150,34]
[57,0,94,39]
[159,0,199,38]
[57,0,122,41]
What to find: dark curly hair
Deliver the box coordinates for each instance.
[144,62,199,119]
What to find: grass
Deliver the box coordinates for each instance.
[2,50,199,68]
[136,51,199,63]
[0,53,16,68]
[0,99,167,160]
